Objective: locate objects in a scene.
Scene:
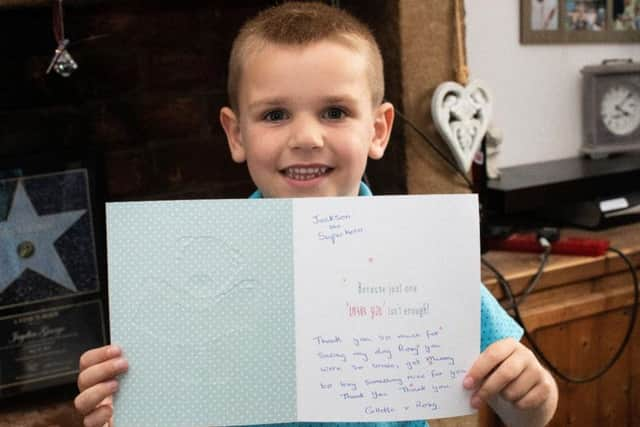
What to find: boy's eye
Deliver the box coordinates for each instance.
[322,107,347,120]
[263,110,289,122]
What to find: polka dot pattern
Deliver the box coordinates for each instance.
[107,199,297,426]
[479,284,523,352]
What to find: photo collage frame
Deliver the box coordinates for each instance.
[521,0,640,43]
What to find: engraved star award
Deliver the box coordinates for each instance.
[0,170,106,398]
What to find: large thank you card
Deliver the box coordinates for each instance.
[106,194,480,427]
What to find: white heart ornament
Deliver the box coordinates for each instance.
[431,80,493,173]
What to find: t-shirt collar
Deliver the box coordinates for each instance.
[249,182,372,199]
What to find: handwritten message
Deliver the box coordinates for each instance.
[312,328,466,416]
[312,212,364,245]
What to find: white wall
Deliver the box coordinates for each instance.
[465,0,640,168]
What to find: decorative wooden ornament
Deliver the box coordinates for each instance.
[431,80,493,173]
[430,0,494,173]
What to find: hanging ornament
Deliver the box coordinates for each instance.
[46,0,78,77]
[430,0,493,174]
[432,80,493,174]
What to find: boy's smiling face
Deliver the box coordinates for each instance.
[220,40,394,198]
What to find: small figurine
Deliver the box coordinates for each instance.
[485,124,503,180]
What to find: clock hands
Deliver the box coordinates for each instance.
[614,91,634,115]
[620,91,633,102]
[615,104,630,117]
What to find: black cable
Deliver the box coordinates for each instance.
[394,109,474,189]
[503,241,552,311]
[482,246,639,383]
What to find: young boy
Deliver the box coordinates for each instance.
[74,3,558,426]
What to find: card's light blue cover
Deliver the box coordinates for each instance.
[107,199,296,427]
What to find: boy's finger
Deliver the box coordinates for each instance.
[514,381,550,410]
[79,345,122,371]
[471,353,527,405]
[499,365,538,402]
[77,358,128,391]
[82,404,113,427]
[74,381,118,415]
[464,338,518,387]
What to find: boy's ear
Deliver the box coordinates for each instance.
[220,106,246,163]
[368,102,395,160]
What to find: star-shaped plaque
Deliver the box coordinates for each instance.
[0,181,86,293]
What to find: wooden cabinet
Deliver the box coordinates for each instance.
[480,222,640,427]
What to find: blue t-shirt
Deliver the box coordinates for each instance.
[248,183,523,427]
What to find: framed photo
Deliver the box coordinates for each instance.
[0,147,107,399]
[521,0,640,43]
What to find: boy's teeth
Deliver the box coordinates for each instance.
[285,167,328,180]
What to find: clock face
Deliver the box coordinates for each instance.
[600,84,640,136]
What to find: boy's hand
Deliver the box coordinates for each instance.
[74,345,128,427]
[463,338,557,426]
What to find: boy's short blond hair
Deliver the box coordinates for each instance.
[227,1,385,111]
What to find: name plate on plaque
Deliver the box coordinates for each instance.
[0,169,106,397]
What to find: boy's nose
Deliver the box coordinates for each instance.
[287,116,324,150]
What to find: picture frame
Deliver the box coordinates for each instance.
[521,0,640,44]
[0,146,108,399]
